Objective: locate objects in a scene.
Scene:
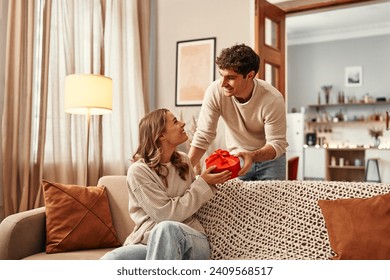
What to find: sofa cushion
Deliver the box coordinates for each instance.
[97,176,134,244]
[23,248,113,260]
[318,192,390,260]
[42,180,121,254]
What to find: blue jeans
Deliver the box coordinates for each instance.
[239,154,286,181]
[100,221,211,260]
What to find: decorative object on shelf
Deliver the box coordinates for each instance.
[317,92,321,104]
[337,91,345,103]
[368,127,383,148]
[363,93,375,104]
[321,85,332,104]
[335,110,344,122]
[345,66,363,87]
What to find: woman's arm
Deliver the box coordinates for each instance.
[127,163,214,223]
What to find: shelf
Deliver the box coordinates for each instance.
[326,148,365,151]
[328,165,365,170]
[307,120,384,126]
[308,101,390,108]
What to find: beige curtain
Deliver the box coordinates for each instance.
[43,0,149,184]
[42,0,107,186]
[102,0,148,176]
[2,0,52,217]
[1,0,149,217]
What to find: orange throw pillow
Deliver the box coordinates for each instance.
[318,192,390,260]
[42,180,121,253]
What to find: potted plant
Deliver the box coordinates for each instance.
[368,127,383,147]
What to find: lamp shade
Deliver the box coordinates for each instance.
[65,74,112,115]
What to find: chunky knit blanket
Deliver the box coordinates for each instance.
[196,179,390,260]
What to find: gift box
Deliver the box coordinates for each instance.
[205,149,240,179]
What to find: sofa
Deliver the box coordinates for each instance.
[1,175,390,260]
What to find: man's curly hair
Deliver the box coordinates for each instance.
[215,44,260,77]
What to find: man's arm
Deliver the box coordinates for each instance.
[188,146,207,168]
[251,144,277,162]
[235,144,276,176]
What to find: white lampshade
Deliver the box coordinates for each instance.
[65,74,113,115]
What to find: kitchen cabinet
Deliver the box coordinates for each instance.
[303,147,390,183]
[302,102,390,182]
[304,147,325,180]
[325,148,365,182]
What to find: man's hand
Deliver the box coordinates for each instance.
[235,145,277,176]
[234,152,254,176]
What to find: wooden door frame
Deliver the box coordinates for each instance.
[273,0,378,14]
[254,0,286,97]
[254,0,380,98]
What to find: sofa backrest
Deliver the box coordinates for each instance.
[196,179,390,260]
[97,175,134,244]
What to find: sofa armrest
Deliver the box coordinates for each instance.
[0,207,46,260]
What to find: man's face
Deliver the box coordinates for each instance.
[218,68,254,101]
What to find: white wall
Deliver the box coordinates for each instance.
[287,35,390,112]
[287,35,390,147]
[154,0,254,158]
[155,0,253,111]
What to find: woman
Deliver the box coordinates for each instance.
[101,109,231,260]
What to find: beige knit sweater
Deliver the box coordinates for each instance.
[191,79,288,158]
[123,151,215,246]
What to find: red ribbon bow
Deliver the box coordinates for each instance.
[206,149,232,165]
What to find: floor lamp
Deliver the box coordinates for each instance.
[64,74,113,186]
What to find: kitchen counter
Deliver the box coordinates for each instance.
[303,146,390,183]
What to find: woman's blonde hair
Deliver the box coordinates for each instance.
[133,108,189,186]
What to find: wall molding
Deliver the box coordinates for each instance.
[288,21,390,45]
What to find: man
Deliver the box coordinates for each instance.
[188,44,288,181]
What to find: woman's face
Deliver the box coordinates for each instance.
[160,111,188,147]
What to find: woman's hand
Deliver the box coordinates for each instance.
[200,165,231,185]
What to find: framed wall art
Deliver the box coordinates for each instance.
[175,37,216,106]
[345,66,363,87]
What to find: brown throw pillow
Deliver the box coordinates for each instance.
[318,192,390,260]
[42,180,121,253]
